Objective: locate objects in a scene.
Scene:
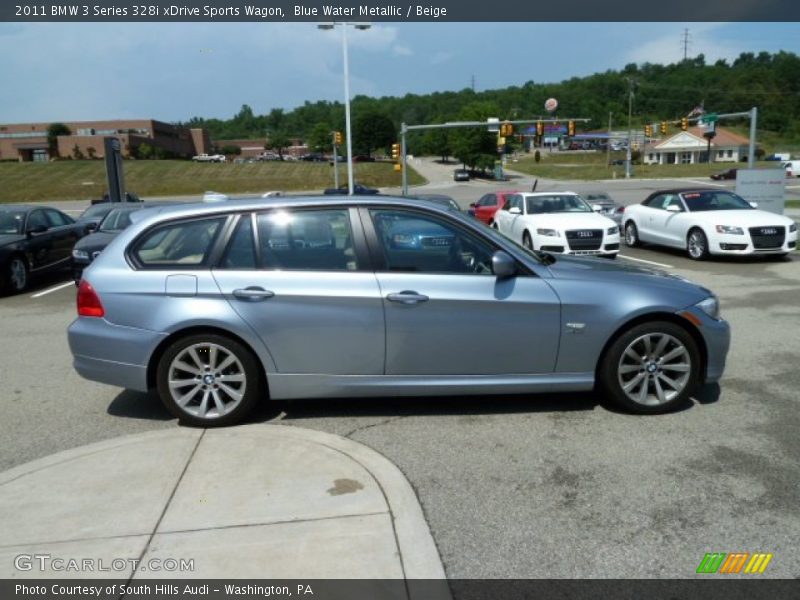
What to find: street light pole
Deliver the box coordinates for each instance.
[319,22,370,196]
[626,78,634,179]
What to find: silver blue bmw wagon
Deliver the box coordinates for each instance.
[68,196,730,426]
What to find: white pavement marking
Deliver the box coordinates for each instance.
[63,209,83,214]
[685,179,727,187]
[618,254,674,269]
[31,281,74,298]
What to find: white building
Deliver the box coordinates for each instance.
[643,126,750,165]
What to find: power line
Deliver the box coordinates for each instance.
[681,28,691,61]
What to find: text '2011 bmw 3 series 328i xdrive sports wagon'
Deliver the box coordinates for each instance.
[68,196,730,426]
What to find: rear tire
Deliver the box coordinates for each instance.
[624,221,639,247]
[156,333,262,427]
[598,321,701,414]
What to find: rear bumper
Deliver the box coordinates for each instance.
[68,317,167,392]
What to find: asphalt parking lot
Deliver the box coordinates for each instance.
[1,177,799,579]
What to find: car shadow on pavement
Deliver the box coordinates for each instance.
[270,391,600,423]
[107,389,173,421]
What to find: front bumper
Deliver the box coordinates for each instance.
[710,230,797,255]
[68,317,167,392]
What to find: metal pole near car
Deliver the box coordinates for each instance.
[401,123,408,196]
[748,107,757,168]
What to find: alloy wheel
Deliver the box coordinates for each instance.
[9,258,27,291]
[688,231,707,259]
[167,342,247,419]
[624,223,638,246]
[616,333,691,406]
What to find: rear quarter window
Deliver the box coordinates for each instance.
[132,217,226,267]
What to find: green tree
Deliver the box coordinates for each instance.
[71,144,84,160]
[266,131,292,160]
[451,102,499,171]
[86,147,96,159]
[307,123,333,154]
[46,123,71,158]
[219,145,242,156]
[420,127,452,162]
[353,109,395,157]
[137,143,153,160]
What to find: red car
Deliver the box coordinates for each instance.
[469,190,518,225]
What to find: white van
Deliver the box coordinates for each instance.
[783,160,800,177]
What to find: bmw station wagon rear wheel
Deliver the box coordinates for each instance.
[157,334,261,427]
[599,321,701,414]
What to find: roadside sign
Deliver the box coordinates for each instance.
[735,169,786,215]
[487,118,499,132]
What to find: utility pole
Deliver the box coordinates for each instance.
[471,74,476,92]
[606,111,612,167]
[626,77,634,179]
[681,28,691,60]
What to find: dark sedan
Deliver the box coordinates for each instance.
[412,194,461,212]
[323,183,380,195]
[72,202,179,282]
[453,169,470,182]
[710,168,738,181]
[0,205,86,293]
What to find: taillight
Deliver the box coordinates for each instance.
[617,206,625,213]
[77,280,105,317]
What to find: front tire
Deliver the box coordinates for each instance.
[599,321,701,414]
[5,256,28,294]
[624,221,639,247]
[687,228,709,260]
[522,231,534,250]
[156,334,262,427]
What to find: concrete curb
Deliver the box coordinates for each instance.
[0,424,446,582]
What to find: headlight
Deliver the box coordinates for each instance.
[715,225,744,235]
[696,296,721,320]
[606,226,619,235]
[72,249,89,260]
[536,228,560,237]
[790,223,797,233]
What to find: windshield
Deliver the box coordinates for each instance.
[525,194,592,214]
[99,209,137,232]
[682,191,753,212]
[0,210,26,235]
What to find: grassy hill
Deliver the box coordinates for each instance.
[0,160,424,204]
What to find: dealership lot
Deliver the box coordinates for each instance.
[1,178,799,578]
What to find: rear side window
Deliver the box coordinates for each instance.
[45,209,73,227]
[133,217,225,267]
[256,209,358,271]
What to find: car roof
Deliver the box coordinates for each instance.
[518,191,579,198]
[128,195,457,225]
[0,204,55,211]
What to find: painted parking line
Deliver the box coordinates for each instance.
[685,179,728,188]
[31,281,75,298]
[617,254,674,269]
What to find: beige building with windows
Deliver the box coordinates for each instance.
[643,126,750,166]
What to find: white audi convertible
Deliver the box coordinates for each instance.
[494,192,620,258]
[623,188,797,260]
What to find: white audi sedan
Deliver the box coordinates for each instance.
[494,192,620,258]
[623,188,797,260]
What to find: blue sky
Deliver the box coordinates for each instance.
[1,22,798,123]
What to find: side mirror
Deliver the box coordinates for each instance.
[492,250,517,279]
[591,204,604,212]
[27,225,47,236]
[749,202,758,208]
[666,204,681,213]
[509,206,522,215]
[469,203,476,208]
[85,222,98,233]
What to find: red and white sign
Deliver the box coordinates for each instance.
[544,98,558,113]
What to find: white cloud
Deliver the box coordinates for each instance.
[626,23,743,65]
[393,45,413,57]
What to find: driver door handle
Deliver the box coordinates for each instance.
[387,291,429,305]
[233,287,275,301]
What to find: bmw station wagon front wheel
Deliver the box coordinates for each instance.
[156,334,262,427]
[599,321,701,414]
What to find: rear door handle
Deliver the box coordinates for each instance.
[233,286,275,301]
[387,291,429,305]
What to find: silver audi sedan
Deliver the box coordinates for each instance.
[68,196,730,426]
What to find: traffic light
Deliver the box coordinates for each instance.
[500,122,513,136]
[644,124,652,138]
[334,131,343,145]
[567,121,576,137]
[660,121,668,135]
[391,143,400,160]
[535,121,544,136]
[681,117,689,131]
